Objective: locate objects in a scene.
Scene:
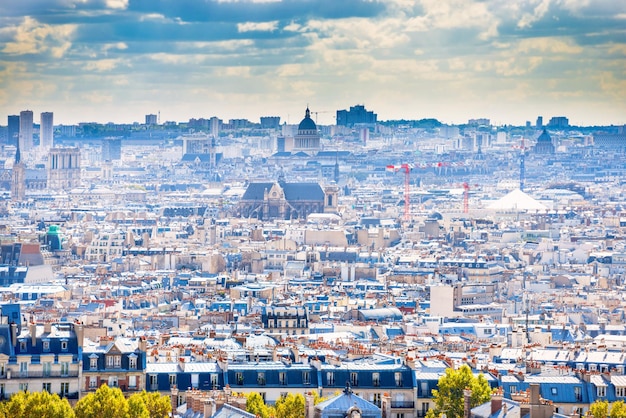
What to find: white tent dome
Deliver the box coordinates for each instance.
[486,189,547,211]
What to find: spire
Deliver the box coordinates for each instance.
[15,137,21,164]
[305,107,311,119]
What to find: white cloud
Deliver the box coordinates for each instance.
[105,0,128,9]
[517,0,551,29]
[83,58,122,72]
[237,21,279,33]
[2,16,76,57]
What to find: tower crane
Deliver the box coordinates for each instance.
[463,182,470,214]
[386,163,413,221]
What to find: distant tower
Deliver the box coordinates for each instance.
[210,136,217,169]
[40,112,54,150]
[334,151,340,184]
[48,147,81,190]
[7,115,19,146]
[19,110,34,152]
[11,141,25,201]
[145,114,157,125]
[536,116,543,129]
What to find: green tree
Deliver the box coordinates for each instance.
[425,365,492,418]
[128,391,171,418]
[245,392,272,418]
[0,391,75,418]
[589,400,609,418]
[274,393,305,418]
[611,401,626,418]
[74,385,130,418]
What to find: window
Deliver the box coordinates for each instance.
[372,393,381,407]
[169,374,176,388]
[303,371,310,385]
[108,376,118,387]
[149,375,158,391]
[327,372,335,386]
[89,377,98,389]
[61,362,69,376]
[19,340,26,352]
[372,372,380,387]
[510,385,517,394]
[574,386,582,402]
[107,355,121,368]
[19,383,28,392]
[211,374,219,389]
[90,358,98,370]
[351,372,359,387]
[61,341,68,351]
[395,372,403,387]
[43,362,51,377]
[61,382,69,397]
[19,361,28,377]
[236,372,244,385]
[129,356,137,370]
[421,402,429,416]
[0,363,4,377]
[43,341,50,352]
[617,387,626,398]
[257,372,266,386]
[279,372,287,385]
[597,386,606,397]
[42,382,51,392]
[128,375,137,389]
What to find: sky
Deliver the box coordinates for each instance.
[0,0,624,126]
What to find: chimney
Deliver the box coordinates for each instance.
[100,336,110,347]
[30,322,37,347]
[464,388,472,418]
[382,392,392,418]
[44,321,52,334]
[305,392,315,418]
[203,398,216,418]
[170,386,179,413]
[491,388,503,415]
[10,323,17,347]
[138,335,147,353]
[530,383,540,405]
[75,323,84,349]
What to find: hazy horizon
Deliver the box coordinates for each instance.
[1,0,624,126]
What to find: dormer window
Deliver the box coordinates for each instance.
[129,354,137,370]
[19,340,27,352]
[61,340,68,351]
[42,340,50,352]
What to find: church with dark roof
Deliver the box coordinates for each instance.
[238,172,338,221]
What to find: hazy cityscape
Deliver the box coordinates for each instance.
[1,1,626,418]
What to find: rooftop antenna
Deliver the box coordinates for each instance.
[158,111,161,125]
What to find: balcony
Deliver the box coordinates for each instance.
[14,370,79,378]
[391,401,415,409]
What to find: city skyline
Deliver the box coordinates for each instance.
[0,0,625,126]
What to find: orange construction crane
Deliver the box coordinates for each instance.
[386,163,413,221]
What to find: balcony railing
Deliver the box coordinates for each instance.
[14,370,79,378]
[391,401,415,409]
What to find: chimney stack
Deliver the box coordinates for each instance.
[491,387,503,415]
[464,388,472,418]
[30,322,37,347]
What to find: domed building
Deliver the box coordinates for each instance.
[534,129,555,155]
[293,107,320,153]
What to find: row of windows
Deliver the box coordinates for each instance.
[230,371,404,387]
[20,339,68,352]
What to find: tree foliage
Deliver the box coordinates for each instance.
[590,400,609,418]
[128,391,171,418]
[426,365,492,418]
[246,392,272,418]
[611,401,626,418]
[0,391,75,418]
[75,385,130,418]
[274,393,305,418]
